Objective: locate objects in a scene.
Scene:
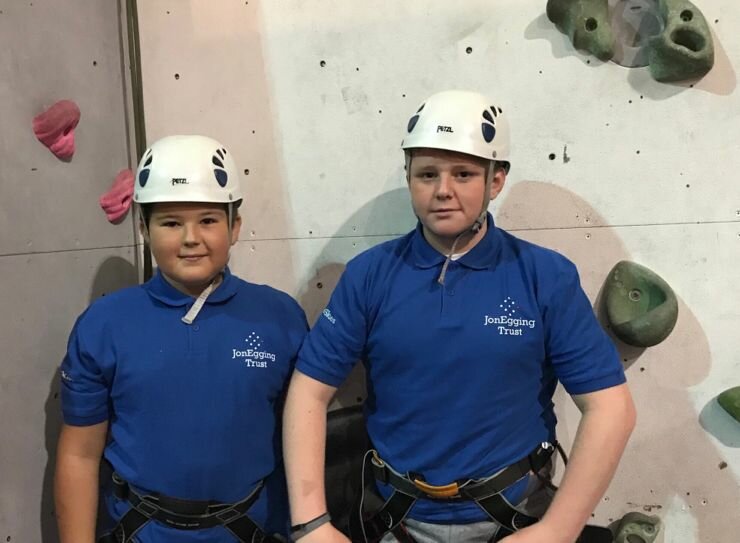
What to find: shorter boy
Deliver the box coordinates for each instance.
[55,135,308,542]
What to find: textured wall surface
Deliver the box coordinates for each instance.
[0,1,138,541]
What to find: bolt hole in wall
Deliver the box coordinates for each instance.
[174,73,180,80]
[466,46,473,54]
[319,60,326,67]
[585,17,598,32]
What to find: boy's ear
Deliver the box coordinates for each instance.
[230,214,242,245]
[139,219,150,243]
[489,168,507,201]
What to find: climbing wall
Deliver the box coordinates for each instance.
[89,0,740,541]
[0,1,138,541]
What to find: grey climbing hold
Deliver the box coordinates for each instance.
[603,261,678,347]
[615,512,661,543]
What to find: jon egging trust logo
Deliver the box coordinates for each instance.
[231,332,276,368]
[483,296,536,336]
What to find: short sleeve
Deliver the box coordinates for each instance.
[60,311,111,426]
[295,260,369,387]
[543,261,626,395]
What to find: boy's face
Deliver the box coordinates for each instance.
[144,202,241,296]
[408,148,505,242]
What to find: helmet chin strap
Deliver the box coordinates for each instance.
[183,203,235,323]
[437,161,494,285]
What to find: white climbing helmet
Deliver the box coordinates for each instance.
[134,135,243,204]
[401,89,510,166]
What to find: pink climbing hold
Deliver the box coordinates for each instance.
[100,169,135,224]
[32,99,81,160]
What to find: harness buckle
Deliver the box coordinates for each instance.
[215,507,242,524]
[135,500,159,517]
[411,477,461,499]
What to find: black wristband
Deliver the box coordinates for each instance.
[290,512,331,540]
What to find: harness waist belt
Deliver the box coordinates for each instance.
[112,472,263,530]
[371,441,556,501]
[98,473,277,543]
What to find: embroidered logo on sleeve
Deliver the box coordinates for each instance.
[483,297,536,336]
[60,369,73,382]
[322,308,336,324]
[231,332,276,368]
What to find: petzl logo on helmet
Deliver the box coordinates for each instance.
[171,178,189,185]
[437,125,454,133]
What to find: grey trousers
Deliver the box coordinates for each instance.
[379,474,554,543]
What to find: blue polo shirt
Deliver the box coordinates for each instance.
[296,214,625,523]
[60,267,308,541]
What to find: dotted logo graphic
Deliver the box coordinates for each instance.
[500,296,517,316]
[245,332,263,350]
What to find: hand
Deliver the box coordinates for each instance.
[498,522,574,543]
[294,522,351,543]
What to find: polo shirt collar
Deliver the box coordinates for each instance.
[410,213,502,270]
[144,266,239,307]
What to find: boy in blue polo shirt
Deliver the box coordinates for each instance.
[55,135,308,543]
[283,91,636,543]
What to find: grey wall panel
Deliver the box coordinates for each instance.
[0,2,137,541]
[0,0,135,255]
[0,248,137,543]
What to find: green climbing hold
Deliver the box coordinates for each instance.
[615,512,661,543]
[648,0,715,82]
[718,386,740,423]
[546,0,615,61]
[604,261,678,348]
